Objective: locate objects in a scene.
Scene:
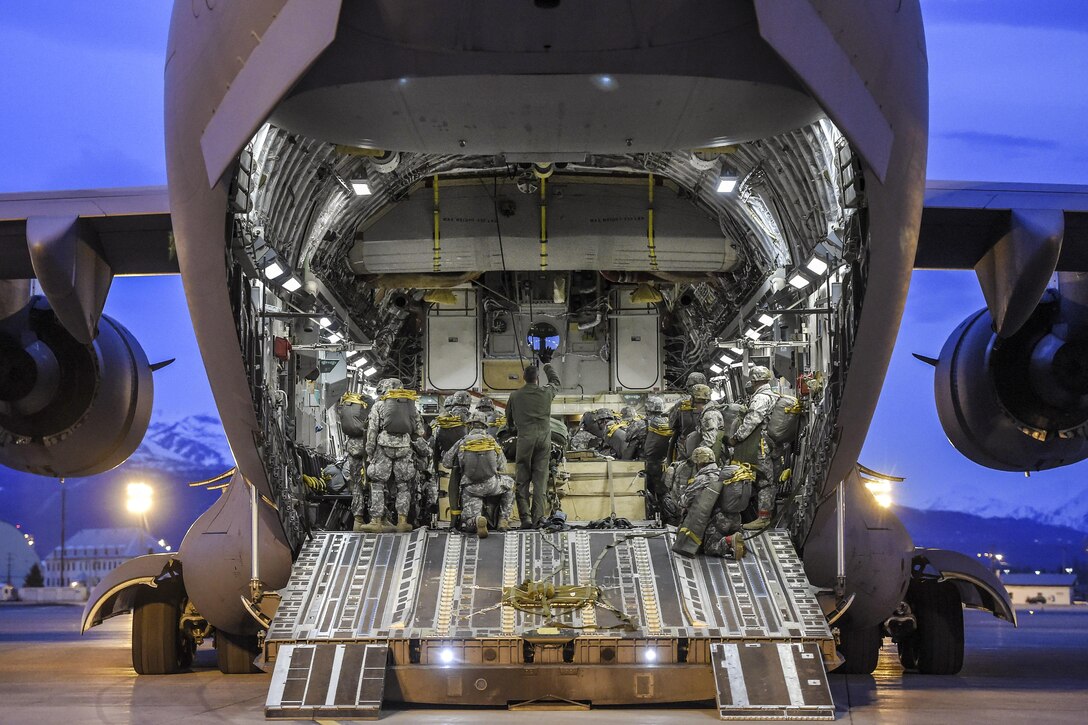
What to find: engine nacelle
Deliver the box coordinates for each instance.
[935,293,1088,471]
[0,297,153,477]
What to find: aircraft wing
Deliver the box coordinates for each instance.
[916,180,1088,270]
[0,186,177,278]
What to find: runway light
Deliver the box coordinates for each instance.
[788,272,810,289]
[439,648,455,664]
[1065,567,1074,574]
[758,313,776,327]
[281,275,303,293]
[806,256,829,275]
[157,539,166,547]
[1035,570,1041,575]
[318,317,332,328]
[126,482,153,515]
[994,554,1004,562]
[644,649,658,662]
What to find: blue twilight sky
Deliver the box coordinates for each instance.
[1,1,1087,512]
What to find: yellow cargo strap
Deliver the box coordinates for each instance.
[679,399,694,411]
[784,400,804,414]
[460,437,502,453]
[435,414,464,428]
[606,421,628,437]
[647,173,658,271]
[432,174,441,272]
[381,388,420,401]
[491,416,506,428]
[649,424,674,437]
[778,467,792,483]
[449,509,462,515]
[340,392,369,407]
[677,526,702,545]
[539,176,548,271]
[723,463,756,485]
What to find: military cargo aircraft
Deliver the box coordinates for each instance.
[2,1,1087,719]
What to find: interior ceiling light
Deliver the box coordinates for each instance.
[281,275,303,293]
[262,259,285,280]
[362,366,377,377]
[806,256,829,275]
[788,271,810,290]
[318,317,332,328]
[744,328,761,340]
[720,349,739,362]
[345,349,360,359]
[710,363,723,374]
[350,174,372,196]
[327,332,343,344]
[716,162,739,194]
[758,313,775,327]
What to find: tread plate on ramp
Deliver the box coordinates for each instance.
[710,641,834,720]
[265,643,387,720]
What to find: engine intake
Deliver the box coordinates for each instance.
[935,285,1088,471]
[0,297,153,477]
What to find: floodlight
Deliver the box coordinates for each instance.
[806,256,829,275]
[281,275,302,292]
[787,272,810,290]
[758,313,775,327]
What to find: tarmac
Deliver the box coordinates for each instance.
[0,603,1086,724]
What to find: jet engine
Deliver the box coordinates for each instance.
[0,297,154,477]
[934,274,1088,471]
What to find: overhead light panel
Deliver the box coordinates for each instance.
[362,366,377,377]
[787,272,810,290]
[758,313,775,327]
[281,275,303,293]
[318,317,332,328]
[351,174,372,196]
[710,363,723,374]
[716,159,739,193]
[327,332,343,344]
[806,256,829,275]
[262,260,285,280]
[743,328,761,340]
[720,349,739,362]
[345,350,360,360]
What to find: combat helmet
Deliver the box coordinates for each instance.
[376,377,403,396]
[685,372,707,390]
[690,384,712,402]
[748,365,773,383]
[692,446,716,466]
[466,411,490,428]
[476,396,495,411]
[445,390,471,409]
[645,395,665,414]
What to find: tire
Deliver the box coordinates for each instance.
[216,630,261,674]
[834,624,882,674]
[131,585,183,675]
[913,580,964,675]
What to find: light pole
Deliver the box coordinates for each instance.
[59,477,66,587]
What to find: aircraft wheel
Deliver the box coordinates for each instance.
[216,630,261,674]
[913,580,964,674]
[131,584,184,675]
[834,624,882,674]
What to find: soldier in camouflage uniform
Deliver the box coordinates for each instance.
[362,378,427,532]
[346,436,370,531]
[642,396,672,517]
[668,371,707,459]
[684,384,724,460]
[661,456,695,526]
[679,447,747,559]
[475,396,507,438]
[442,412,514,538]
[728,365,778,530]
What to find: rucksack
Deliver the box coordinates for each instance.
[383,395,416,435]
[717,463,755,513]
[766,393,803,444]
[461,441,500,482]
[337,394,371,438]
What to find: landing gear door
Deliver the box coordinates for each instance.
[424,288,480,391]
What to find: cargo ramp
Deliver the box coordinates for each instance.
[263,528,835,720]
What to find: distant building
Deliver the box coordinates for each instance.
[43,528,169,589]
[1002,573,1077,606]
[0,520,40,586]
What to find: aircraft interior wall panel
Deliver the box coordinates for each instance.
[353,183,733,272]
[424,315,479,391]
[611,312,661,391]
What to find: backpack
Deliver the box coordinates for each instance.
[461,445,500,482]
[337,395,371,438]
[766,393,803,444]
[382,395,416,435]
[717,463,755,513]
[643,417,672,461]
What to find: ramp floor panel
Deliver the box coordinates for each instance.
[267,529,830,642]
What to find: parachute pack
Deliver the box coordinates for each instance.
[381,390,419,435]
[460,437,501,482]
[337,392,371,438]
[766,393,803,444]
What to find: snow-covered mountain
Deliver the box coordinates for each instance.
[128,413,232,474]
[917,488,1088,534]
